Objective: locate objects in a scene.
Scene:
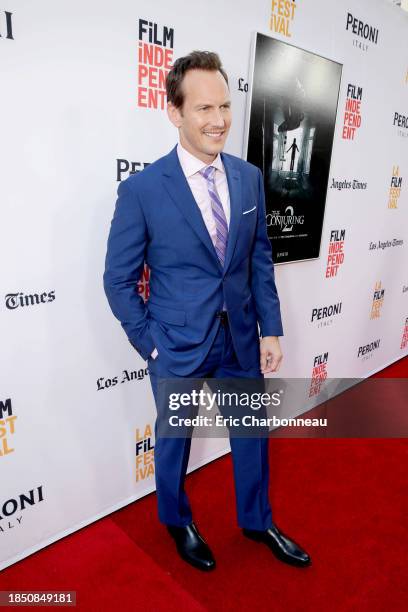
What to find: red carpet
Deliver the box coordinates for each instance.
[0,520,205,611]
[1,357,407,611]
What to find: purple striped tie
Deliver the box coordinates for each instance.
[199,166,228,266]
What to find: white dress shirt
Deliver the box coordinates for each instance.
[176,142,231,246]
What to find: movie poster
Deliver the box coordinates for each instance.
[245,33,342,264]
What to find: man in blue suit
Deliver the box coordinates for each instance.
[104,51,310,571]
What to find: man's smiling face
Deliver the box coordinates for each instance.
[167,69,232,164]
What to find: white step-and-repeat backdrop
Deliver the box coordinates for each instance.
[1,0,407,570]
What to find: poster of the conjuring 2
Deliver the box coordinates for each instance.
[245,33,343,264]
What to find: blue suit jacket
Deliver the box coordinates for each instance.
[103,145,283,375]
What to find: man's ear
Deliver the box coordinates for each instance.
[167,102,183,128]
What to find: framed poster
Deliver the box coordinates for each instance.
[244,33,343,264]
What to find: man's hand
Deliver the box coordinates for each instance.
[260,336,283,374]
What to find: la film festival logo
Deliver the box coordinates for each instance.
[345,12,379,51]
[269,1,297,37]
[342,84,362,141]
[370,281,384,320]
[388,166,402,208]
[325,230,345,278]
[116,160,150,182]
[0,398,17,458]
[136,424,154,483]
[137,18,174,110]
[357,339,380,361]
[0,9,13,40]
[0,487,45,533]
[309,352,328,398]
[400,318,408,350]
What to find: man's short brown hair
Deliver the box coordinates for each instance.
[166,50,229,109]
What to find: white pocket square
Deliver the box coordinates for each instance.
[243,206,256,215]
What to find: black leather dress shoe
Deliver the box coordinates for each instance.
[243,523,311,567]
[167,522,216,571]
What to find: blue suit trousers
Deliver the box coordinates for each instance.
[148,318,273,530]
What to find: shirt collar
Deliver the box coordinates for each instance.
[177,141,225,178]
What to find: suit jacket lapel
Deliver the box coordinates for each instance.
[162,146,242,274]
[162,146,222,269]
[222,153,242,274]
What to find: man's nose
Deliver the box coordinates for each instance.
[209,108,226,127]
